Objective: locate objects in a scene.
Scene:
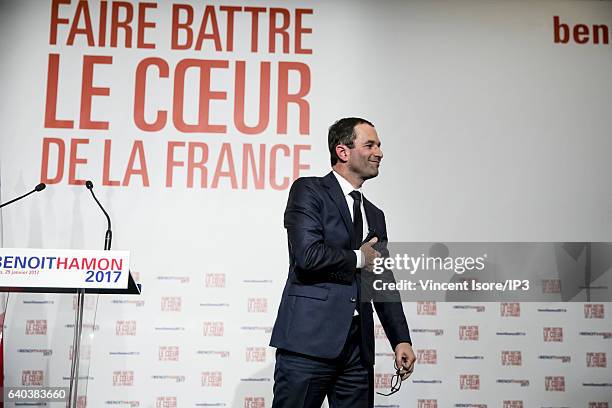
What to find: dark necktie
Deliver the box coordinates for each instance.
[349,190,363,249]
[350,190,364,316]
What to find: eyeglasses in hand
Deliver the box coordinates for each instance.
[376,361,405,396]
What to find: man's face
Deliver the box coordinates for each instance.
[347,124,383,181]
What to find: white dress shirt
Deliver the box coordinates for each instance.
[332,171,368,269]
[332,171,369,316]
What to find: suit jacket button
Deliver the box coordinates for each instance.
[350,297,356,303]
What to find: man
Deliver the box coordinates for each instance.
[270,117,415,407]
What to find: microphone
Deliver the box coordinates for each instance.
[0,183,47,209]
[85,180,112,250]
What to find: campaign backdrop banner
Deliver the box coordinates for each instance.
[1,1,611,407]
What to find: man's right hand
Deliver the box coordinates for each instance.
[360,237,381,272]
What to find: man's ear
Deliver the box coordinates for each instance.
[335,144,350,163]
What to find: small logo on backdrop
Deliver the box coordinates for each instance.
[459,325,479,341]
[116,320,137,335]
[417,349,437,364]
[26,319,47,335]
[201,371,222,387]
[154,326,185,331]
[247,298,268,313]
[501,351,522,366]
[418,400,438,408]
[113,371,134,386]
[454,355,484,360]
[109,350,140,357]
[17,348,52,356]
[161,296,181,312]
[496,331,526,336]
[417,301,437,315]
[538,355,571,363]
[111,299,144,307]
[243,397,265,408]
[585,304,605,318]
[579,331,612,339]
[459,374,480,390]
[197,350,230,358]
[453,305,485,312]
[200,302,230,308]
[545,376,565,391]
[203,321,224,336]
[105,400,139,407]
[246,347,266,362]
[587,352,607,368]
[503,402,523,408]
[156,397,177,408]
[500,302,520,317]
[151,375,185,383]
[537,307,566,313]
[239,377,271,383]
[21,370,43,386]
[205,273,226,287]
[543,327,563,342]
[542,279,561,293]
[159,346,180,362]
[374,373,395,389]
[496,379,529,387]
[157,275,190,284]
[589,403,609,408]
[413,328,444,336]
[22,299,54,305]
[240,326,273,334]
[412,379,442,384]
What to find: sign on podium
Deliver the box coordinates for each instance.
[0,248,139,294]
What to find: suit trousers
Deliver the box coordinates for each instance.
[271,316,373,408]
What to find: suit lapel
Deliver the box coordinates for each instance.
[322,172,353,238]
[362,195,378,237]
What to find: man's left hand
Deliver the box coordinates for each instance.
[394,342,415,380]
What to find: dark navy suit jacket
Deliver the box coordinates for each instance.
[270,172,411,366]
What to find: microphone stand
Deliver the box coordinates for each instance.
[68,181,111,408]
[86,181,112,252]
[0,183,46,209]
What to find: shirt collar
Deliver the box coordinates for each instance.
[332,170,361,197]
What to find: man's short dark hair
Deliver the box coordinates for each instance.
[328,117,374,166]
